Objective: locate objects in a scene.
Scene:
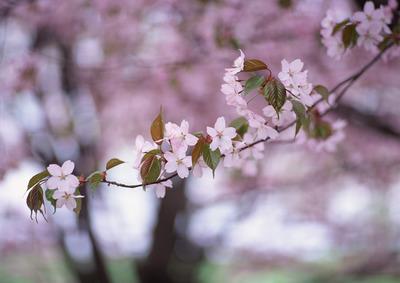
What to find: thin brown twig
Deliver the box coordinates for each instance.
[100,43,394,189]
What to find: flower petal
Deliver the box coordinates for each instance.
[223,127,237,139]
[185,134,198,146]
[155,186,166,198]
[47,164,62,177]
[182,156,192,167]
[58,180,75,193]
[192,164,203,178]
[65,198,77,210]
[53,190,65,200]
[206,127,217,137]
[61,160,75,175]
[180,120,189,134]
[47,176,60,190]
[214,117,226,132]
[56,198,66,208]
[177,165,189,178]
[66,175,79,188]
[164,152,176,162]
[209,139,219,151]
[165,161,177,173]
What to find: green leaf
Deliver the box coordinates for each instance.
[140,155,161,184]
[314,85,330,101]
[106,158,124,170]
[229,117,249,138]
[342,24,358,48]
[313,121,333,140]
[27,170,49,191]
[86,171,104,190]
[263,79,287,114]
[26,185,46,222]
[202,145,220,177]
[192,136,206,165]
[291,100,306,136]
[244,75,265,95]
[150,108,164,144]
[192,131,203,138]
[142,149,161,161]
[308,119,333,140]
[45,189,57,214]
[243,59,268,72]
[332,19,350,35]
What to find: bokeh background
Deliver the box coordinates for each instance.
[1,0,400,283]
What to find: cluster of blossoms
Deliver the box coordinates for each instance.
[130,49,348,199]
[26,49,349,218]
[221,50,346,155]
[132,116,237,198]
[17,1,400,220]
[27,0,400,215]
[46,160,83,210]
[321,0,398,59]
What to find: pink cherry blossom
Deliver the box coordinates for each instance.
[53,190,84,210]
[133,135,157,169]
[223,141,245,168]
[164,148,192,178]
[241,133,264,160]
[356,22,384,52]
[46,160,79,193]
[149,179,173,198]
[206,117,237,152]
[192,157,209,178]
[165,120,198,150]
[263,100,296,127]
[225,49,245,75]
[278,59,304,83]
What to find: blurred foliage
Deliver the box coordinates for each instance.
[198,261,400,283]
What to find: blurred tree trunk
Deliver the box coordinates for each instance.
[137,177,204,283]
[30,28,112,283]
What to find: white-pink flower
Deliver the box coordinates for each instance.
[133,135,157,169]
[356,22,383,52]
[225,49,245,75]
[46,160,79,193]
[241,133,264,160]
[164,148,192,178]
[207,117,237,152]
[263,100,296,127]
[53,190,84,210]
[192,157,209,178]
[352,1,383,27]
[246,112,278,140]
[278,59,314,106]
[323,35,346,60]
[278,59,304,83]
[223,141,245,168]
[149,179,173,198]
[165,120,198,150]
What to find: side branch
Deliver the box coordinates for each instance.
[102,44,393,189]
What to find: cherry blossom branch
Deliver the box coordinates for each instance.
[101,43,394,189]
